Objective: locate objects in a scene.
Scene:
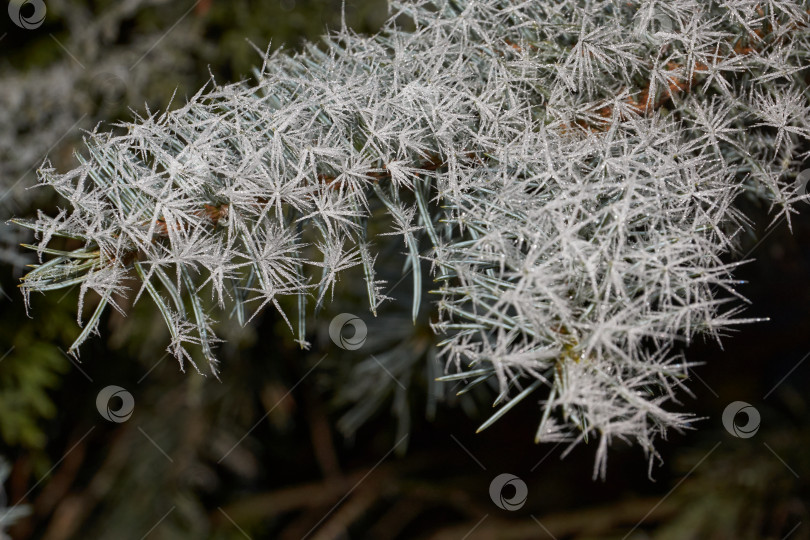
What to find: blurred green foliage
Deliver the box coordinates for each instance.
[0,280,72,456]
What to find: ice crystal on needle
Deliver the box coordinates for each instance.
[13,0,810,475]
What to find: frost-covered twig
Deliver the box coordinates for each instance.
[13,0,810,476]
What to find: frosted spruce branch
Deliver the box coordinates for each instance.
[12,0,810,476]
